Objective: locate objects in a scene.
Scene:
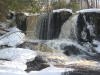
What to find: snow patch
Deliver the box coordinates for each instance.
[23,12,40,16]
[0,48,37,63]
[0,69,27,75]
[0,47,37,75]
[77,8,100,13]
[29,66,74,75]
[0,27,25,46]
[0,61,26,71]
[53,8,72,13]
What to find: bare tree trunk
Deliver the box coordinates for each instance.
[97,0,99,8]
[86,0,90,8]
[96,0,97,8]
[80,0,82,9]
[91,0,92,8]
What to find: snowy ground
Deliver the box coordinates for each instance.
[0,26,73,75]
[0,48,37,75]
[29,66,74,75]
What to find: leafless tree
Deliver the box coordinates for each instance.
[85,0,90,8]
[96,0,98,8]
[80,0,82,9]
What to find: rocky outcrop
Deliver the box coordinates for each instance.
[15,13,27,33]
[26,55,49,72]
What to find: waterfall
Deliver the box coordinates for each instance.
[58,11,100,56]
[59,12,100,44]
[35,9,72,40]
[59,14,78,40]
[35,13,50,40]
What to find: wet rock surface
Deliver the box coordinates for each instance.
[63,69,100,75]
[63,45,85,56]
[26,56,49,72]
[15,13,27,33]
[17,41,39,50]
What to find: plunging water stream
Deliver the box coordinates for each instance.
[35,9,72,40]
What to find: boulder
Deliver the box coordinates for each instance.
[26,55,49,72]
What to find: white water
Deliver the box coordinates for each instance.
[59,14,78,40]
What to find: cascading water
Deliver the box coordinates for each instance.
[59,13,96,44]
[59,14,78,40]
[35,9,72,40]
[44,9,100,75]
[58,9,100,56]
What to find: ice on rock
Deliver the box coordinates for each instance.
[0,60,27,71]
[77,8,100,13]
[0,48,37,63]
[0,68,28,75]
[0,27,25,46]
[53,8,72,13]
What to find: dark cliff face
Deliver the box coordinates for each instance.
[15,13,27,33]
[91,13,100,40]
[36,11,72,40]
[76,12,100,44]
